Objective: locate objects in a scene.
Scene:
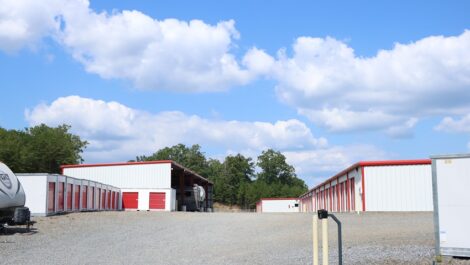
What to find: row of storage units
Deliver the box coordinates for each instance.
[17,173,121,216]
[61,160,214,212]
[299,159,433,212]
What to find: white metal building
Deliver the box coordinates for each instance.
[61,160,213,212]
[432,154,470,258]
[256,198,299,213]
[17,173,121,216]
[299,160,433,212]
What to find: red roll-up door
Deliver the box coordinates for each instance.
[90,187,94,209]
[122,192,138,209]
[149,192,165,210]
[107,191,111,209]
[101,190,105,210]
[111,192,115,210]
[48,182,55,213]
[82,186,87,209]
[58,182,65,211]
[67,183,73,211]
[74,185,80,210]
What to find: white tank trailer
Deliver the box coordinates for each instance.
[0,162,32,230]
[183,184,206,211]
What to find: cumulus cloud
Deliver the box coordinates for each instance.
[0,0,63,52]
[283,144,389,179]
[0,0,266,91]
[25,96,328,162]
[271,32,470,133]
[435,114,470,133]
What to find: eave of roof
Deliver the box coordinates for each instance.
[60,160,213,185]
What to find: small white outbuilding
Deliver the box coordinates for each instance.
[256,198,299,213]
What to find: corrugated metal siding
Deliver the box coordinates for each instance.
[434,155,470,254]
[63,163,172,189]
[261,200,299,213]
[364,164,432,211]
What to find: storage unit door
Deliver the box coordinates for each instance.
[149,192,165,210]
[74,185,80,210]
[58,182,65,211]
[82,186,87,209]
[90,187,94,209]
[67,183,73,211]
[48,182,55,213]
[101,190,105,210]
[122,192,139,209]
[111,192,115,210]
[107,191,111,209]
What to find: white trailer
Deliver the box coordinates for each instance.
[256,198,299,213]
[431,154,470,258]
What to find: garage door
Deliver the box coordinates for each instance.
[122,192,139,209]
[58,182,64,211]
[48,182,55,213]
[82,186,87,209]
[67,183,73,211]
[149,192,165,210]
[74,185,80,210]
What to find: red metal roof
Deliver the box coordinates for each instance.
[299,159,431,198]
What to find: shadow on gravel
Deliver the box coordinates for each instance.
[0,227,38,236]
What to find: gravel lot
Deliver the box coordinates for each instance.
[0,211,466,264]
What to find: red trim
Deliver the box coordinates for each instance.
[361,167,366,211]
[336,177,340,212]
[346,172,350,211]
[61,160,173,169]
[299,159,431,198]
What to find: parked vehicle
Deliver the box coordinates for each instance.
[0,162,32,231]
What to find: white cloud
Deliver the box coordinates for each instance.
[1,0,265,91]
[0,0,63,53]
[283,144,389,179]
[436,114,470,133]
[25,96,327,162]
[272,32,470,132]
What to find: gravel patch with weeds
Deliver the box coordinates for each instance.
[1,211,466,264]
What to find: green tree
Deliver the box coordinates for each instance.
[0,124,88,173]
[137,144,209,176]
[222,154,254,206]
[257,149,297,185]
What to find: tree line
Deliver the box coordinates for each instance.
[0,124,307,209]
[0,124,87,174]
[136,144,308,209]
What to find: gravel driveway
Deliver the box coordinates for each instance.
[0,211,454,264]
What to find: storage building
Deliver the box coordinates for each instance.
[17,173,121,216]
[432,154,470,258]
[61,160,214,212]
[299,159,432,212]
[256,198,299,213]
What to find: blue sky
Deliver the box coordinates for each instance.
[1,0,469,187]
